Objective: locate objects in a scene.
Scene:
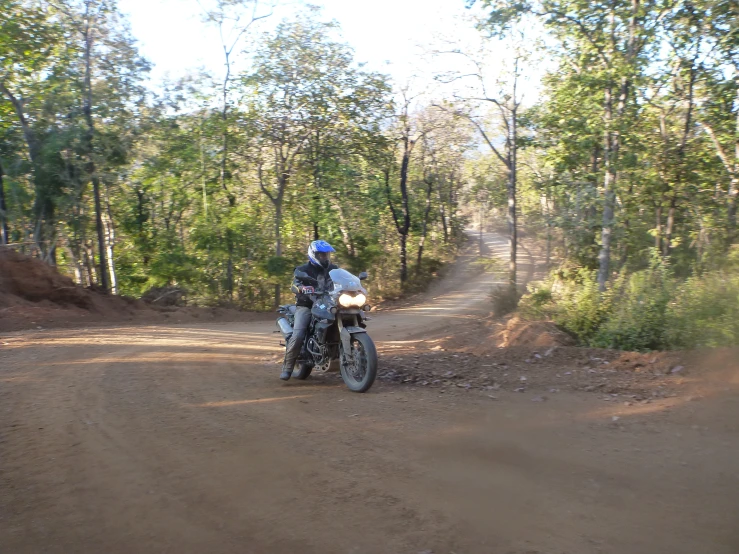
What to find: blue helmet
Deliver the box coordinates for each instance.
[308,240,335,268]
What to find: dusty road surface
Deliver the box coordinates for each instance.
[2,234,739,554]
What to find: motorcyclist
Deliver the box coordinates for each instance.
[280,240,338,381]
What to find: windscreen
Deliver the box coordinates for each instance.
[329,268,364,292]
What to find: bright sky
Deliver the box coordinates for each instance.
[119,0,513,93]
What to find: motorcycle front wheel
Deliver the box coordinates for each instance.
[340,333,378,393]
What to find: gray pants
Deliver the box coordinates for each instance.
[282,306,312,371]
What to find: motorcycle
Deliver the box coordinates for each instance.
[276,268,378,393]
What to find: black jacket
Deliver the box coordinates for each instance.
[291,262,339,308]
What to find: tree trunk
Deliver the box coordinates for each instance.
[274,199,282,310]
[599,76,630,289]
[508,72,519,289]
[729,84,739,239]
[729,175,738,237]
[220,50,237,299]
[545,192,552,266]
[104,200,117,294]
[449,187,457,229]
[384,127,414,285]
[663,194,678,256]
[71,200,91,287]
[400,233,408,284]
[82,14,108,293]
[479,205,484,255]
[200,127,208,220]
[312,130,322,241]
[225,229,234,300]
[439,201,448,243]
[330,196,355,257]
[399,138,412,283]
[67,245,84,285]
[701,83,738,243]
[598,82,618,292]
[598,1,638,291]
[508,172,517,288]
[697,218,707,263]
[0,158,8,245]
[220,48,235,207]
[84,241,97,285]
[91,171,108,291]
[0,82,51,256]
[662,51,696,257]
[416,178,434,272]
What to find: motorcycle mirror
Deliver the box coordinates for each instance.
[358,271,368,281]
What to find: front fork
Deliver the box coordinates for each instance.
[338,314,366,367]
[338,317,353,366]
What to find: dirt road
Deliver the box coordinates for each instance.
[2,234,738,554]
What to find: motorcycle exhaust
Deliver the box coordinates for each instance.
[276,317,293,340]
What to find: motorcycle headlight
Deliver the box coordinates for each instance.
[339,293,367,308]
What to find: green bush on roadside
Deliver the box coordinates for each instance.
[665,259,739,349]
[518,248,739,351]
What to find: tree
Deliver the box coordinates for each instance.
[53,0,149,292]
[694,0,739,243]
[0,0,64,258]
[383,92,419,285]
[202,0,273,297]
[0,156,7,245]
[0,1,471,309]
[434,31,528,289]
[413,107,472,271]
[239,15,390,306]
[475,0,665,290]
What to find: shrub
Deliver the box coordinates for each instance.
[518,249,739,351]
[520,267,611,342]
[665,249,739,348]
[590,257,673,350]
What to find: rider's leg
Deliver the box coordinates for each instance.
[280,306,311,380]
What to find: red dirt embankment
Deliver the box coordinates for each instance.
[0,247,268,332]
[377,314,738,405]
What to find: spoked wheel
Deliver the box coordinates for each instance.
[340,333,377,393]
[293,361,313,380]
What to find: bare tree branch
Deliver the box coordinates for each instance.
[701,121,734,174]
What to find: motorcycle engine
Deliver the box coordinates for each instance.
[307,337,331,372]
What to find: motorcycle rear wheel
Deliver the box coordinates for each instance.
[340,333,377,393]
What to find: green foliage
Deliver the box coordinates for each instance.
[263,256,290,277]
[665,248,739,348]
[590,256,673,351]
[0,3,467,309]
[520,267,609,341]
[521,251,739,350]
[469,0,739,353]
[5,0,733,324]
